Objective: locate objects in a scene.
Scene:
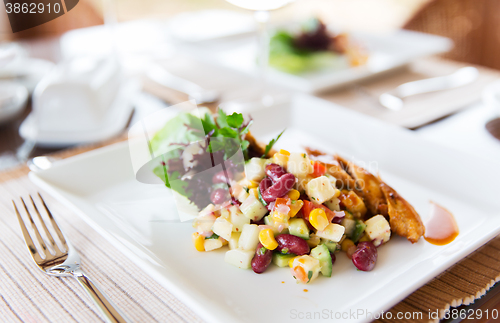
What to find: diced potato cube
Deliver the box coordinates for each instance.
[273,152,289,168]
[287,153,313,179]
[229,232,241,250]
[229,206,250,232]
[199,204,215,217]
[204,238,223,251]
[238,224,261,251]
[324,196,341,211]
[305,176,336,205]
[193,214,216,235]
[316,223,345,242]
[291,255,321,284]
[212,217,233,241]
[240,195,268,222]
[225,248,254,269]
[365,214,391,246]
[245,158,267,182]
[236,188,250,203]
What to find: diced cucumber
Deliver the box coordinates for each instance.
[240,194,268,221]
[341,218,356,237]
[310,244,333,277]
[272,253,296,267]
[351,219,366,243]
[289,218,310,240]
[321,239,337,253]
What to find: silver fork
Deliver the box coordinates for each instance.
[13,193,131,323]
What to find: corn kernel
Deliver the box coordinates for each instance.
[309,208,329,231]
[307,234,321,248]
[287,189,300,200]
[279,149,290,156]
[259,229,278,250]
[341,238,355,252]
[333,188,341,198]
[247,180,259,189]
[289,200,304,217]
[289,256,299,268]
[192,232,205,252]
[359,234,371,242]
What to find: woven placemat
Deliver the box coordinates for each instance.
[0,141,498,323]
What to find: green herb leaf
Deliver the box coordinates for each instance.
[308,270,313,281]
[262,129,285,157]
[226,112,244,128]
[218,127,238,138]
[205,233,220,240]
[217,109,228,128]
[240,120,253,136]
[240,140,250,151]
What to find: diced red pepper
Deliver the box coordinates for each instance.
[311,161,327,177]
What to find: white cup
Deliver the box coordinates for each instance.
[33,56,122,133]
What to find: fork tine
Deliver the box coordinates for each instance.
[20,197,49,257]
[13,200,44,263]
[37,193,67,249]
[29,195,65,255]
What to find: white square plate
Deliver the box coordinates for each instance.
[30,94,500,323]
[179,30,452,93]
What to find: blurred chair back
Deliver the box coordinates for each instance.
[404,0,500,70]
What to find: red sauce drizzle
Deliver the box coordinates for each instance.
[424,202,459,246]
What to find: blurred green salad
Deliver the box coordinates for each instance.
[151,108,284,210]
[269,18,367,74]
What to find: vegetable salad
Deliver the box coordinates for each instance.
[192,149,392,284]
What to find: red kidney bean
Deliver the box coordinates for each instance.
[265,163,286,182]
[330,252,336,266]
[332,212,345,225]
[259,177,273,193]
[210,188,229,204]
[230,197,241,206]
[261,173,296,203]
[251,243,273,274]
[275,234,310,255]
[212,170,233,184]
[352,241,377,271]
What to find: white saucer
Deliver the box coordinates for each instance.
[19,81,137,147]
[0,81,28,124]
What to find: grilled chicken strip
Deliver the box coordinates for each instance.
[335,155,388,217]
[380,182,425,243]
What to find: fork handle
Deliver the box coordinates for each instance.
[73,269,132,323]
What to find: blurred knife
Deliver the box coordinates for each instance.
[146,63,220,106]
[379,67,479,111]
